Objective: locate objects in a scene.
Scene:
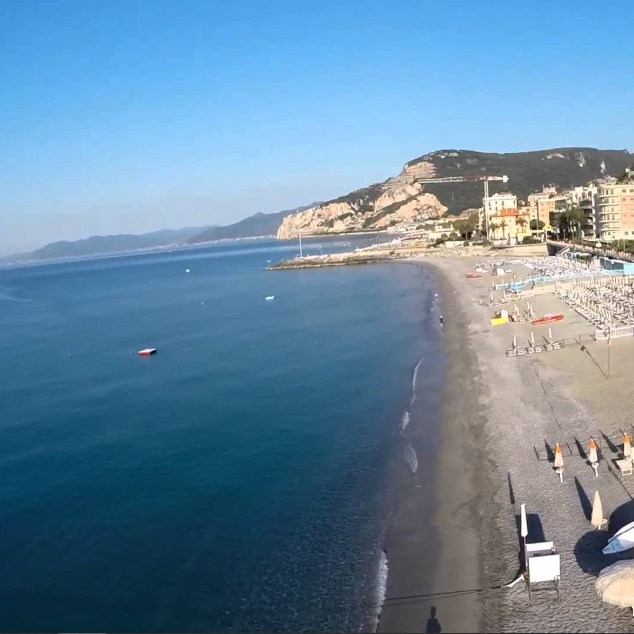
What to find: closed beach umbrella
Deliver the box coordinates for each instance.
[596,561,634,615]
[625,435,632,460]
[591,491,606,530]
[554,443,564,469]
[589,439,598,464]
[520,503,528,539]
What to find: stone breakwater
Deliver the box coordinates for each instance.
[267,247,477,270]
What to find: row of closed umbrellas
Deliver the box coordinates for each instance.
[550,435,634,613]
[552,435,631,480]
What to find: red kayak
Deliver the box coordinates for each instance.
[532,314,564,326]
[466,273,482,279]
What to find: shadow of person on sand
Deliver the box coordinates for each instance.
[425,606,442,634]
[575,499,634,577]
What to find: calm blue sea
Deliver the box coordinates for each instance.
[0,238,443,632]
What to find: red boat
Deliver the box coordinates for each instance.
[532,315,564,326]
[138,348,157,357]
[466,273,482,279]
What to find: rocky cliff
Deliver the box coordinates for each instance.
[277,147,634,239]
[276,181,446,239]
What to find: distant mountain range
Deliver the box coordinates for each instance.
[5,203,321,263]
[277,147,634,238]
[186,204,318,244]
[28,226,213,260]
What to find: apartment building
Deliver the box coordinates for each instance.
[596,179,634,241]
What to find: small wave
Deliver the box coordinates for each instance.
[400,410,410,431]
[404,443,418,474]
[0,290,27,302]
[375,550,388,615]
[411,355,423,405]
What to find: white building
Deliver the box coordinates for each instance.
[482,192,517,234]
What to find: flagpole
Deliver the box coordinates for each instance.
[608,329,611,379]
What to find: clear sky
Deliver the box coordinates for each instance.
[1,0,632,254]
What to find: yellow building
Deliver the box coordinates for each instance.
[488,208,532,244]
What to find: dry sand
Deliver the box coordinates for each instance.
[383,256,634,633]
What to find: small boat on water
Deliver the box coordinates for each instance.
[138,348,157,357]
[265,295,275,301]
[603,521,634,554]
[532,314,564,326]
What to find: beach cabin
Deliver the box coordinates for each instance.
[599,257,634,275]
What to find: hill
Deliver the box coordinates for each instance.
[277,147,634,238]
[19,202,320,262]
[187,204,319,244]
[29,226,212,260]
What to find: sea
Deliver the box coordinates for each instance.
[0,237,445,632]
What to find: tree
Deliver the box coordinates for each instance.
[500,220,508,241]
[530,219,545,231]
[564,206,585,242]
[489,223,500,239]
[454,213,479,241]
[516,217,527,233]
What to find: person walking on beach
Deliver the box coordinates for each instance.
[439,314,444,326]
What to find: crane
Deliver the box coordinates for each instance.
[411,174,509,199]
[400,175,510,238]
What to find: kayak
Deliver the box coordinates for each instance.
[532,314,564,326]
[603,520,634,554]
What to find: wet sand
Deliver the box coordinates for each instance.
[379,261,483,633]
[381,255,634,633]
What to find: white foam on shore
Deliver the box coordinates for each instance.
[376,550,388,614]
[365,549,389,633]
[404,443,418,473]
[401,355,424,431]
[411,356,423,405]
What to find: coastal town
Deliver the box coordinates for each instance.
[268,165,634,633]
[272,165,634,270]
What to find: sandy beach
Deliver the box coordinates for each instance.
[381,254,634,633]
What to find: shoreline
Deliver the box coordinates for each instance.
[378,261,483,633]
[409,255,634,633]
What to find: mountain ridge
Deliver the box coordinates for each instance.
[186,203,319,244]
[276,147,634,238]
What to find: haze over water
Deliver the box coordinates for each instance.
[0,239,443,632]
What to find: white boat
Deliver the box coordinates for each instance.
[186,268,191,273]
[603,521,634,554]
[265,295,275,301]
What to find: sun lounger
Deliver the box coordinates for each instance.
[616,459,633,476]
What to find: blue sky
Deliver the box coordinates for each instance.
[1,0,632,253]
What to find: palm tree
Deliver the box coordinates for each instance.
[500,220,508,242]
[489,223,500,240]
[564,206,585,243]
[516,217,527,234]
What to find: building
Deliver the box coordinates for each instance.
[596,178,634,241]
[527,187,570,227]
[487,208,531,244]
[482,192,517,235]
